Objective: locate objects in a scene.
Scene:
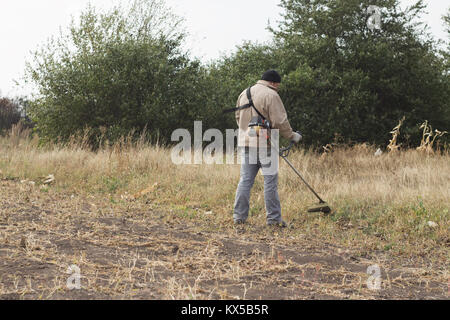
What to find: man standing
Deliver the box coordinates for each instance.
[233,70,302,227]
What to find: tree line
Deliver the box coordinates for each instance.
[5,0,448,148]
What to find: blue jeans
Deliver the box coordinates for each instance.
[233,147,282,223]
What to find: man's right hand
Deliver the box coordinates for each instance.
[291,131,302,143]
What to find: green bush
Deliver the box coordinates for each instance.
[272,0,449,146]
[26,0,209,146]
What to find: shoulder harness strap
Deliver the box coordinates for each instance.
[223,86,266,121]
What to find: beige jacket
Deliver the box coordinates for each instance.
[236,80,295,147]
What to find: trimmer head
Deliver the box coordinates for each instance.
[307,202,332,214]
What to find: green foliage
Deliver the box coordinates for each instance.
[443,8,450,71]
[25,0,449,148]
[270,0,449,146]
[102,176,125,194]
[26,0,208,145]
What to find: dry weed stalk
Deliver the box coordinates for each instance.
[320,143,334,159]
[387,117,405,153]
[416,121,448,154]
[7,122,32,147]
[322,144,334,154]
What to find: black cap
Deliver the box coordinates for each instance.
[262,70,281,83]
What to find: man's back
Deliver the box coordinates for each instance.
[236,79,295,147]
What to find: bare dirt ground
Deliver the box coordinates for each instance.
[0,179,448,300]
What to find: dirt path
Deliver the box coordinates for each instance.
[0,180,447,300]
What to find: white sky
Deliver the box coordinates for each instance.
[0,0,448,97]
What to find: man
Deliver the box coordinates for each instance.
[234,70,302,227]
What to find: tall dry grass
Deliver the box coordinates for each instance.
[0,126,449,259]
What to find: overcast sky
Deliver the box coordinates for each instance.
[0,0,448,97]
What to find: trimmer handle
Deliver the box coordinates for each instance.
[280,141,294,158]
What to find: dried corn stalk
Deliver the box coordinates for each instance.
[387,117,405,153]
[320,143,334,159]
[416,121,448,154]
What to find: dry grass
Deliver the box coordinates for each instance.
[0,129,449,299]
[1,132,448,255]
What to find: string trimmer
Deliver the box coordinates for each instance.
[279,141,331,214]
